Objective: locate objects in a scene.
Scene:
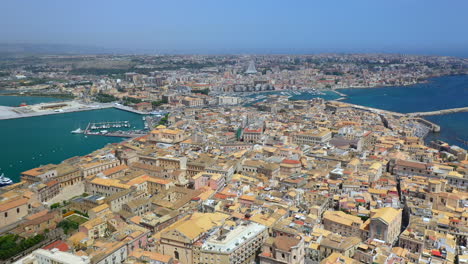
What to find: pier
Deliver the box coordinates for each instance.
[405,117,441,132]
[85,121,131,131]
[0,101,150,120]
[113,104,148,115]
[81,120,148,138]
[406,106,468,117]
[85,131,147,138]
[332,89,348,98]
[328,101,442,132]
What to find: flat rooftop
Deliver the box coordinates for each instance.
[201,222,266,253]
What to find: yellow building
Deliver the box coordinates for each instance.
[158,212,229,264]
[368,207,402,244]
[292,129,332,145]
[322,211,363,238]
[149,128,187,144]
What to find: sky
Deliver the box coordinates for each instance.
[1,0,468,56]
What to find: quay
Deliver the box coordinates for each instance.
[329,100,405,117]
[85,131,147,138]
[405,117,441,133]
[406,106,468,117]
[0,101,149,120]
[85,121,131,131]
[331,89,348,98]
[81,120,147,138]
[328,101,441,132]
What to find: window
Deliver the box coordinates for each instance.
[17,208,20,213]
[4,212,7,218]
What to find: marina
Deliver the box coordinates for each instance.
[85,121,131,131]
[73,120,150,138]
[0,107,146,183]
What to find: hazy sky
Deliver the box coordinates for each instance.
[1,0,468,55]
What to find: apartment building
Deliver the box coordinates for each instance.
[322,211,363,238]
[367,207,402,245]
[292,129,332,146]
[197,221,268,264]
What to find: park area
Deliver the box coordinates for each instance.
[65,214,88,225]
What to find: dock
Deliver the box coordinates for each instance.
[82,120,147,138]
[328,101,442,132]
[85,121,131,131]
[405,117,441,133]
[0,101,150,121]
[85,131,147,138]
[406,106,468,117]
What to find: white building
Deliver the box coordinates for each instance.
[15,249,90,264]
[218,96,241,105]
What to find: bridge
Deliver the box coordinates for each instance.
[406,106,468,117]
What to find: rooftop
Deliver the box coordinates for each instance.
[201,221,266,253]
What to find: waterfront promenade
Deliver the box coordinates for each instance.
[328,100,442,132]
[0,101,147,120]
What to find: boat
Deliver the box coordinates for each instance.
[0,173,13,187]
[71,128,84,134]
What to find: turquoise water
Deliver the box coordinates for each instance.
[0,95,61,106]
[337,75,468,148]
[0,108,144,182]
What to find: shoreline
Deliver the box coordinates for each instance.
[0,102,146,121]
[331,73,468,91]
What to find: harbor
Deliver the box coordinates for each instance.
[0,100,148,120]
[72,120,149,138]
[0,107,146,182]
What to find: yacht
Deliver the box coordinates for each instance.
[0,173,13,187]
[71,128,83,134]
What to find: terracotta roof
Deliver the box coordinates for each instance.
[396,159,427,170]
[45,180,59,187]
[244,128,262,133]
[102,164,128,176]
[282,159,301,164]
[43,240,69,252]
[0,197,29,212]
[273,236,301,251]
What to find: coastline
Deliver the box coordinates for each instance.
[0,100,146,121]
[330,73,468,91]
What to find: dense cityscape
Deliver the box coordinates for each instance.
[0,53,467,264]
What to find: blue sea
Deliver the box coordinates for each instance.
[337,75,468,148]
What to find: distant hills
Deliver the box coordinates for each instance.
[0,43,112,55]
[0,43,467,57]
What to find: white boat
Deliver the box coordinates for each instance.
[71,128,83,134]
[0,173,13,187]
